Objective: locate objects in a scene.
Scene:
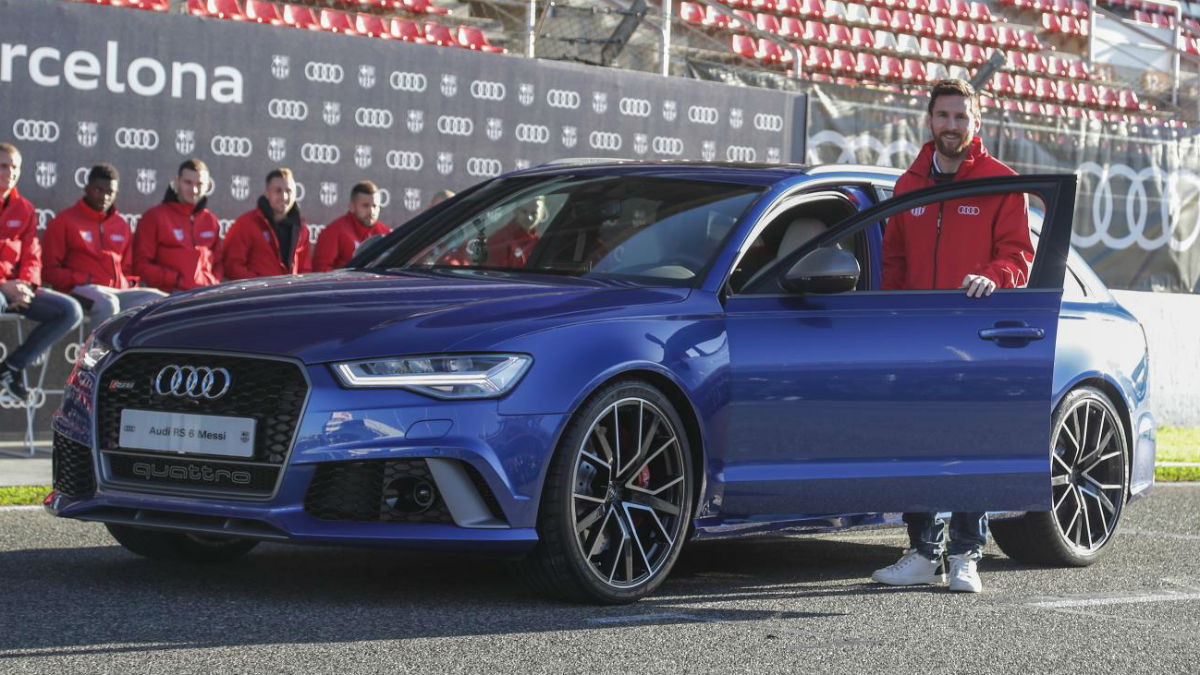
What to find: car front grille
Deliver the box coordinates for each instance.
[304,459,455,524]
[53,432,96,497]
[96,352,308,499]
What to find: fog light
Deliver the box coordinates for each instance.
[384,477,436,514]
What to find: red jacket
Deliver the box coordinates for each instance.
[439,220,539,268]
[0,188,41,286]
[221,200,312,279]
[134,188,223,292]
[882,138,1034,291]
[312,213,389,272]
[42,199,133,292]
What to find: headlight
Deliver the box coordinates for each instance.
[76,310,135,372]
[332,354,532,400]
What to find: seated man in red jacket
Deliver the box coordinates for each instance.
[42,163,165,325]
[312,180,389,272]
[0,142,83,404]
[133,158,223,293]
[221,167,312,279]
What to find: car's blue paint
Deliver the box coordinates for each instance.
[49,162,1156,548]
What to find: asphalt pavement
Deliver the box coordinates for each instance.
[1,485,1198,674]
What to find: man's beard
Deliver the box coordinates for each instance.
[935,133,970,159]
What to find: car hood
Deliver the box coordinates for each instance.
[117,269,690,363]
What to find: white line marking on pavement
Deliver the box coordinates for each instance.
[588,613,715,626]
[0,505,41,512]
[1030,592,1200,609]
[1124,528,1200,541]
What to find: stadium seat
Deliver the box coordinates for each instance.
[1048,56,1070,78]
[245,0,282,24]
[282,4,319,29]
[913,13,936,36]
[680,1,705,25]
[992,71,1014,95]
[949,64,970,80]
[806,44,833,70]
[1056,82,1078,105]
[975,23,997,46]
[933,16,955,38]
[906,0,930,12]
[1067,59,1090,80]
[890,9,914,33]
[831,48,858,74]
[948,0,970,18]
[1019,28,1042,50]
[731,9,756,31]
[826,0,849,23]
[1119,89,1140,111]
[320,8,356,33]
[968,1,993,22]
[1035,78,1058,101]
[757,12,782,34]
[207,0,247,20]
[355,13,389,37]
[963,43,986,65]
[846,2,871,25]
[389,17,426,42]
[954,19,976,43]
[874,29,899,51]
[751,0,778,9]
[1076,82,1098,107]
[868,6,891,27]
[703,6,730,28]
[780,16,805,38]
[133,0,170,12]
[941,40,964,62]
[1005,50,1027,72]
[732,34,759,59]
[896,33,920,54]
[851,27,875,48]
[919,36,941,58]
[423,21,458,46]
[803,21,829,42]
[798,0,825,18]
[924,61,948,83]
[855,51,881,77]
[776,0,804,14]
[403,0,449,15]
[1013,74,1036,97]
[187,0,211,15]
[901,57,926,82]
[757,38,786,63]
[930,0,950,15]
[880,54,904,79]
[1026,53,1048,74]
[828,23,853,46]
[995,25,1020,50]
[1040,13,1061,34]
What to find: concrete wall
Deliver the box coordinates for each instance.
[1112,291,1200,428]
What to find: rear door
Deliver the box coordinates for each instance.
[720,175,1076,516]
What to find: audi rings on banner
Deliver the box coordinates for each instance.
[300,143,340,164]
[588,131,622,152]
[546,89,581,109]
[436,116,474,136]
[114,127,159,150]
[652,136,684,156]
[688,106,720,125]
[386,150,424,171]
[470,80,506,101]
[12,119,60,143]
[268,98,309,121]
[390,71,427,92]
[515,124,550,144]
[354,107,394,129]
[726,145,757,162]
[210,135,253,157]
[466,157,503,177]
[1074,161,1200,252]
[619,97,652,117]
[304,62,344,83]
[753,113,785,132]
[155,365,232,400]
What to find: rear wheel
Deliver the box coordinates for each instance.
[992,386,1128,566]
[106,523,259,563]
[513,380,693,604]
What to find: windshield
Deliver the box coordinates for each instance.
[372,175,763,287]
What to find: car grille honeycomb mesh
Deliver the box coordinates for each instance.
[304,459,455,524]
[53,433,95,497]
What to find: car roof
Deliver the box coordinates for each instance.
[511,160,904,188]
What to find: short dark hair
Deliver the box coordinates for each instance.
[178,158,209,176]
[88,163,119,185]
[350,181,378,199]
[265,167,294,186]
[0,142,19,159]
[928,78,981,120]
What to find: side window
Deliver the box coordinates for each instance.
[1063,266,1088,300]
[728,196,855,294]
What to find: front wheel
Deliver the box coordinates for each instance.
[106,523,259,563]
[992,386,1128,566]
[513,380,694,604]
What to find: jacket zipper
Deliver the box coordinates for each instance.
[931,202,944,289]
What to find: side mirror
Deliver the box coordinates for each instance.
[781,247,860,294]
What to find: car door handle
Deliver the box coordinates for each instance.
[978,325,1045,341]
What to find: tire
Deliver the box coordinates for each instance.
[106,523,259,563]
[512,380,694,604]
[992,386,1129,567]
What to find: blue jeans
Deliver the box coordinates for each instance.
[0,287,83,370]
[903,512,988,559]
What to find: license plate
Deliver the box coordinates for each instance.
[119,409,256,459]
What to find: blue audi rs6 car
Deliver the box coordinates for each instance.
[47,161,1155,603]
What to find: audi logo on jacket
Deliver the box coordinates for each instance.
[882,138,1034,291]
[221,197,312,279]
[312,212,389,273]
[133,187,223,292]
[42,199,133,292]
[0,187,41,286]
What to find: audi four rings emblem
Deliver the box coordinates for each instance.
[958,205,981,216]
[1075,161,1200,251]
[300,143,340,164]
[470,80,506,101]
[466,158,503,177]
[436,115,474,136]
[155,365,232,400]
[652,136,684,156]
[589,131,622,151]
[13,119,60,143]
[304,62,344,83]
[210,135,253,157]
[390,71,427,92]
[114,127,159,150]
[268,98,308,120]
[753,113,785,132]
[515,124,550,144]
[386,150,424,171]
[688,106,720,125]
[726,145,757,162]
[546,89,581,109]
[354,107,394,129]
[619,98,652,117]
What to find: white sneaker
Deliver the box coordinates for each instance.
[947,554,982,593]
[871,549,944,586]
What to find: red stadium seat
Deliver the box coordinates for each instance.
[403,0,450,15]
[828,23,853,46]
[1019,28,1042,50]
[856,52,881,77]
[948,0,970,18]
[880,54,904,79]
[919,36,941,58]
[355,13,389,37]
[933,16,955,38]
[776,0,804,14]
[975,23,997,46]
[320,9,356,33]
[1067,59,1090,79]
[1056,82,1078,104]
[757,38,786,63]
[851,27,875,48]
[798,0,825,18]
[1005,50,1027,72]
[963,43,986,65]
[1035,77,1058,100]
[457,25,504,51]
[1067,106,1085,120]
[423,21,458,46]
[757,12,782,35]
[751,0,779,10]
[1052,0,1071,14]
[941,40,964,62]
[889,9,913,33]
[913,13,936,36]
[930,0,950,16]
[1012,74,1035,97]
[703,6,730,28]
[731,9,756,30]
[1071,0,1088,16]
[806,44,833,70]
[869,6,891,27]
[208,0,246,20]
[1026,53,1048,74]
[992,71,1014,95]
[245,0,282,24]
[680,1,705,25]
[187,0,211,15]
[803,21,829,42]
[923,61,948,83]
[968,1,992,22]
[282,4,319,29]
[906,0,930,12]
[132,0,170,12]
[1096,86,1118,109]
[1048,56,1070,78]
[1075,82,1097,107]
[995,25,1020,50]
[1040,13,1061,34]
[831,48,858,74]
[731,34,759,59]
[1119,89,1140,111]
[901,57,926,82]
[874,29,899,52]
[954,19,976,43]
[389,17,426,42]
[780,16,805,38]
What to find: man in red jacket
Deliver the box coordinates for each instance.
[133,158,223,292]
[221,168,312,279]
[0,142,83,404]
[871,79,1034,594]
[43,164,165,325]
[312,181,389,272]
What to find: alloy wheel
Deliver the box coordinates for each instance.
[1050,397,1126,553]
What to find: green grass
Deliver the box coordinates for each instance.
[0,485,51,506]
[1157,426,1200,482]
